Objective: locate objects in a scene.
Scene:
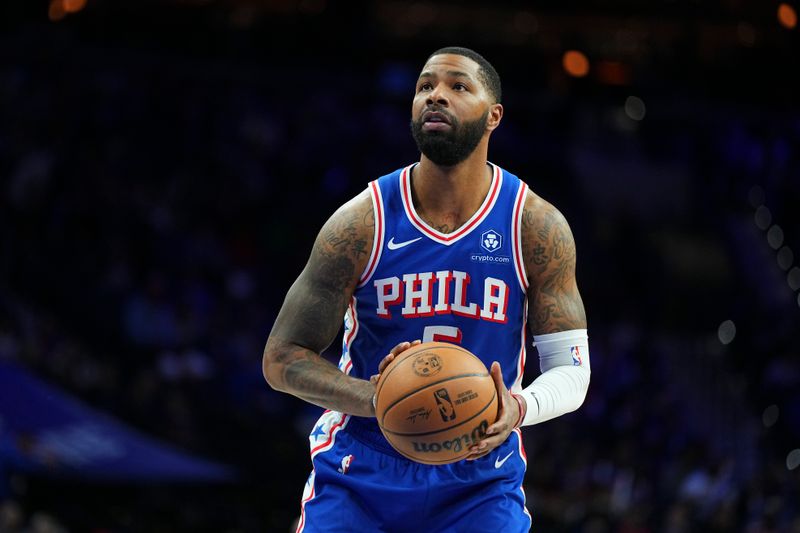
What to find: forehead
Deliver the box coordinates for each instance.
[419,54,482,80]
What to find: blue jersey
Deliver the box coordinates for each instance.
[298,163,533,532]
[342,162,529,397]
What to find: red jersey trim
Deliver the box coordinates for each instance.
[310,412,349,457]
[512,181,529,292]
[358,181,384,287]
[400,163,503,246]
[512,300,528,392]
[340,296,359,375]
[296,479,314,533]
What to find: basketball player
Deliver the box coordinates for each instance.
[263,47,590,532]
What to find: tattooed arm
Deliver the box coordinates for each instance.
[262,190,377,417]
[521,192,587,333]
[465,192,590,457]
[492,191,591,428]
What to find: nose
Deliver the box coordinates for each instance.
[426,84,449,107]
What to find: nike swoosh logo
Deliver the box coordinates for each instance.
[494,451,514,469]
[387,237,422,250]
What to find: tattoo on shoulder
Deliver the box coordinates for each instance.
[315,193,374,272]
[271,192,374,354]
[364,206,375,229]
[320,209,371,262]
[522,196,587,332]
[523,207,574,277]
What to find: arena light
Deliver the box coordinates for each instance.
[48,0,66,21]
[717,320,736,345]
[767,225,785,249]
[777,246,794,271]
[562,50,589,78]
[624,96,646,121]
[788,267,800,291]
[762,405,779,428]
[754,205,772,230]
[48,0,86,20]
[778,3,798,29]
[63,0,87,13]
[788,449,800,471]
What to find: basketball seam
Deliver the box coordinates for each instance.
[376,343,476,398]
[381,388,497,437]
[378,372,490,427]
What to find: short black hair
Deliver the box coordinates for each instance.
[427,46,502,104]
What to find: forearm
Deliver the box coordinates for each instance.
[513,329,591,427]
[515,365,590,426]
[263,336,376,417]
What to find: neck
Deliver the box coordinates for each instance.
[410,146,493,233]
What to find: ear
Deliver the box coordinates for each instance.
[486,103,503,132]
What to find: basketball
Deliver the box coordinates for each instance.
[375,342,499,465]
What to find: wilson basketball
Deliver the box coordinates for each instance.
[375,342,498,465]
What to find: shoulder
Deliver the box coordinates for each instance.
[327,187,374,232]
[519,189,576,284]
[520,189,572,242]
[307,187,375,287]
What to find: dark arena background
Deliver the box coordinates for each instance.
[1,1,799,531]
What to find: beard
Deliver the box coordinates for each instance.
[410,109,489,167]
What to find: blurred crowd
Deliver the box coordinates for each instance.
[1,5,799,532]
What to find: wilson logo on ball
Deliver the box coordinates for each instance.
[434,388,456,422]
[411,420,489,454]
[412,354,442,377]
[374,342,499,465]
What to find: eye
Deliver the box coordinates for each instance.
[418,82,432,92]
[453,83,468,91]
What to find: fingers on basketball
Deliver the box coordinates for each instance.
[380,340,422,373]
[376,342,499,465]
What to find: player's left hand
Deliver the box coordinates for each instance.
[465,361,521,461]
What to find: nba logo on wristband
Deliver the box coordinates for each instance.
[570,346,583,366]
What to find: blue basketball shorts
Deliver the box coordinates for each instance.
[296,411,532,533]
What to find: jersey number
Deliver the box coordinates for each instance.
[422,326,463,345]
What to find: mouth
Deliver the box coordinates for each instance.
[422,111,452,125]
[421,110,453,132]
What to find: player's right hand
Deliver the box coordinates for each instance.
[369,340,422,386]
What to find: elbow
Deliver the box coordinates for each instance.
[572,388,589,413]
[562,390,588,416]
[571,368,591,412]
[262,338,287,392]
[560,367,590,415]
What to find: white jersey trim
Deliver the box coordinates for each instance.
[357,181,384,288]
[511,299,528,393]
[298,410,351,532]
[295,469,315,533]
[338,296,359,375]
[512,181,529,292]
[513,429,533,527]
[400,163,503,246]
